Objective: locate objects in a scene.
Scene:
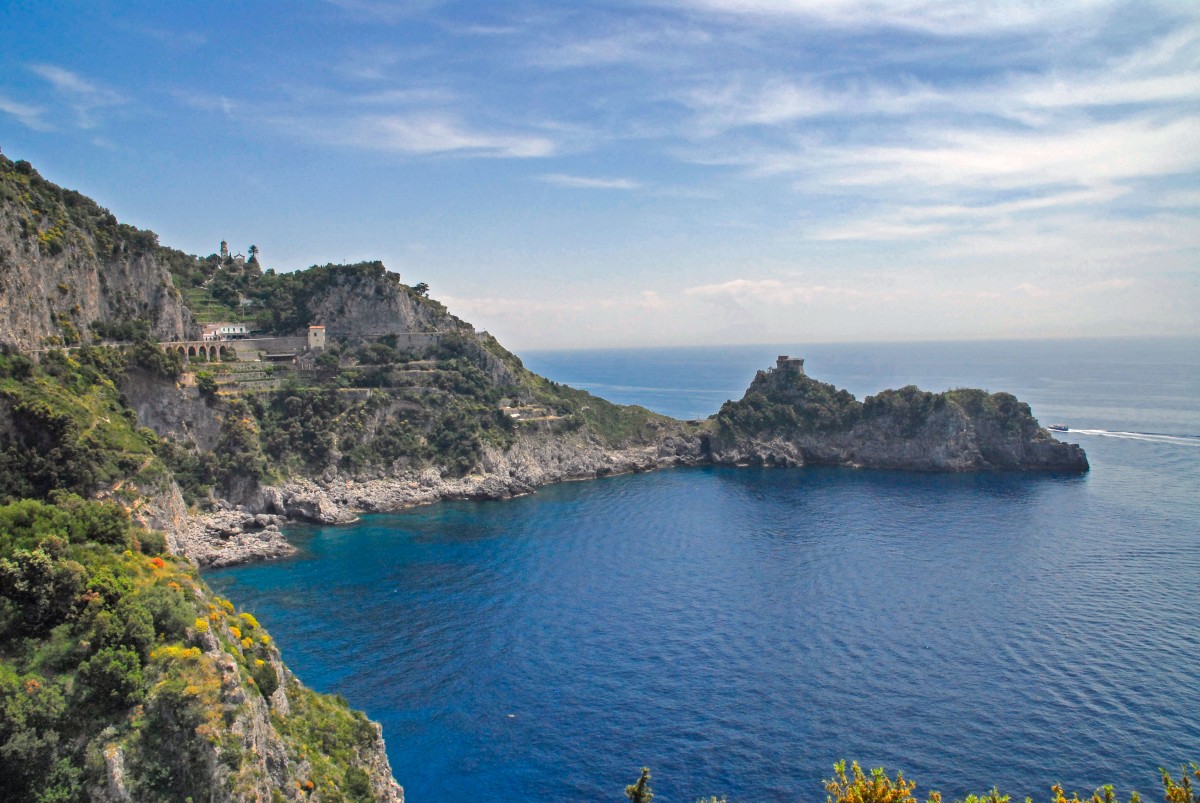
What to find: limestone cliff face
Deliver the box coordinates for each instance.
[299,265,454,338]
[0,157,194,350]
[121,367,224,452]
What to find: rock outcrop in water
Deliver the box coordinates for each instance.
[706,357,1089,473]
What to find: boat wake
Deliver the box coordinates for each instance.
[1063,429,1200,447]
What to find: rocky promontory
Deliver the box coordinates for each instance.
[706,356,1089,473]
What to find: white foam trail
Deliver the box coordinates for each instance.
[1064,429,1200,447]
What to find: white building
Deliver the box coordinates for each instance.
[202,323,249,341]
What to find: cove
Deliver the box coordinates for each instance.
[208,461,1200,802]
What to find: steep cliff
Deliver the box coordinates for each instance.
[0,352,403,802]
[0,156,194,350]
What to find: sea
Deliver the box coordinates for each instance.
[207,336,1200,802]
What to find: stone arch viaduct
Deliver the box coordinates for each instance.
[166,341,239,363]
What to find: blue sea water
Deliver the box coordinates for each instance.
[209,337,1200,802]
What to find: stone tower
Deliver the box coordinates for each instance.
[776,355,805,374]
[220,240,229,259]
[307,325,326,351]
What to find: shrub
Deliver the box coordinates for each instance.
[195,371,217,397]
[251,659,279,699]
[135,585,192,642]
[75,646,144,711]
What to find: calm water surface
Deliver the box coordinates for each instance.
[209,337,1200,802]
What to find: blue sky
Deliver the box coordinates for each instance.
[1,1,1197,349]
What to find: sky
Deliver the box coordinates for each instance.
[1,1,1198,350]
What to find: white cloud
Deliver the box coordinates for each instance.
[28,64,124,128]
[638,290,668,310]
[834,117,1200,190]
[810,184,1129,242]
[540,173,642,189]
[0,93,49,130]
[683,76,946,134]
[440,295,591,317]
[665,0,1130,36]
[685,278,870,305]
[312,113,557,157]
[531,24,711,69]
[1083,277,1136,292]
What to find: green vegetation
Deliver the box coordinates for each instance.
[626,766,654,802]
[0,495,193,801]
[621,761,1200,803]
[0,493,387,801]
[717,369,861,437]
[0,349,162,503]
[273,681,383,801]
[0,156,158,262]
[716,366,1041,442]
[163,253,415,336]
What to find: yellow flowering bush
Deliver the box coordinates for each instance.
[825,761,940,803]
[150,645,203,663]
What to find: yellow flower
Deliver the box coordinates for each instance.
[194,618,209,633]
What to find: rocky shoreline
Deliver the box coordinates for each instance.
[182,429,702,567]
[178,411,1087,569]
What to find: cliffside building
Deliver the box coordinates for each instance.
[307,325,326,350]
[776,355,805,374]
[201,323,249,341]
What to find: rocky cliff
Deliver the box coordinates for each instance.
[0,156,194,350]
[709,364,1088,472]
[294,263,452,338]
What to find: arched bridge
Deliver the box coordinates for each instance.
[164,341,239,363]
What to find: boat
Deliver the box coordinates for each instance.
[1048,424,1069,432]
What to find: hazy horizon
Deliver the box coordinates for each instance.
[2,1,1197,350]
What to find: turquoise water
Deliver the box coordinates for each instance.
[209,337,1200,802]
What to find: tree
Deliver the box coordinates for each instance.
[825,761,940,803]
[75,646,144,712]
[195,371,217,398]
[626,767,653,803]
[411,282,429,297]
